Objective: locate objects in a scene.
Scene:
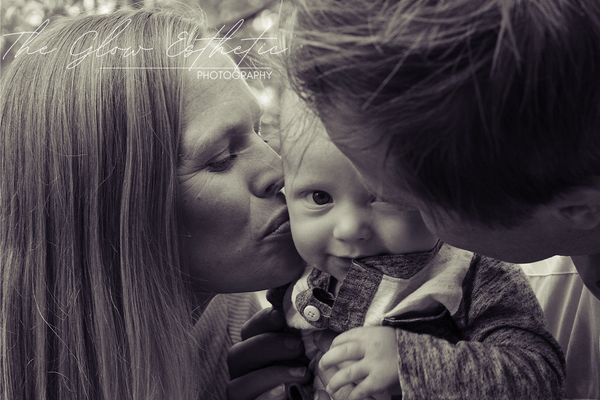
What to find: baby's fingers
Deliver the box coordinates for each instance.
[329,327,364,348]
[330,384,355,400]
[319,342,364,371]
[326,363,368,394]
[348,376,383,400]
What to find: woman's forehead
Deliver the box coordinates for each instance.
[182,54,260,121]
[183,76,259,122]
[183,52,254,103]
[179,55,261,160]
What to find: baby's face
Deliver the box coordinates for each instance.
[283,132,438,281]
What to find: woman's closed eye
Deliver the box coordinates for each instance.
[204,118,262,174]
[205,153,237,173]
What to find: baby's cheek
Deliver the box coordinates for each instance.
[381,216,436,254]
[290,220,328,265]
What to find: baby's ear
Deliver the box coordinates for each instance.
[544,179,600,230]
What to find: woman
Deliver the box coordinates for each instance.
[0,8,307,400]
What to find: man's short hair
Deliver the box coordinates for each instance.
[288,0,600,227]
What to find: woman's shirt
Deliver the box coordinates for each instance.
[192,293,262,400]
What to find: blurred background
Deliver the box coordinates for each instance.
[0,0,289,149]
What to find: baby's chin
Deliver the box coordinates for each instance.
[311,255,353,282]
[382,236,439,255]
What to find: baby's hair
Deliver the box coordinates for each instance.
[279,88,329,177]
[287,0,600,227]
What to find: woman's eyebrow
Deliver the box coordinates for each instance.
[183,122,240,160]
[183,97,261,159]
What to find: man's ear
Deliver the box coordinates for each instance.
[545,181,600,230]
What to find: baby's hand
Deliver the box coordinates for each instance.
[319,326,399,400]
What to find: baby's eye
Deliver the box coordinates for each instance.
[310,190,332,205]
[206,154,237,173]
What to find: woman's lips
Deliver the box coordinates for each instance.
[263,209,291,238]
[270,220,291,236]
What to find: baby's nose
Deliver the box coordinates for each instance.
[332,214,372,242]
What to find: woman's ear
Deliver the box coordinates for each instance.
[546,180,600,230]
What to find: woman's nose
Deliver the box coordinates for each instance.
[333,212,373,242]
[250,139,285,198]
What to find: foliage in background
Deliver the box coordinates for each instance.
[1,0,287,149]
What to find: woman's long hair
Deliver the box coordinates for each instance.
[1,9,204,399]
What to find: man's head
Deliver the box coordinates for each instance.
[288,0,600,264]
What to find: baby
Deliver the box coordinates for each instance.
[270,92,564,400]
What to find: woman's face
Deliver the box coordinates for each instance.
[178,54,304,293]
